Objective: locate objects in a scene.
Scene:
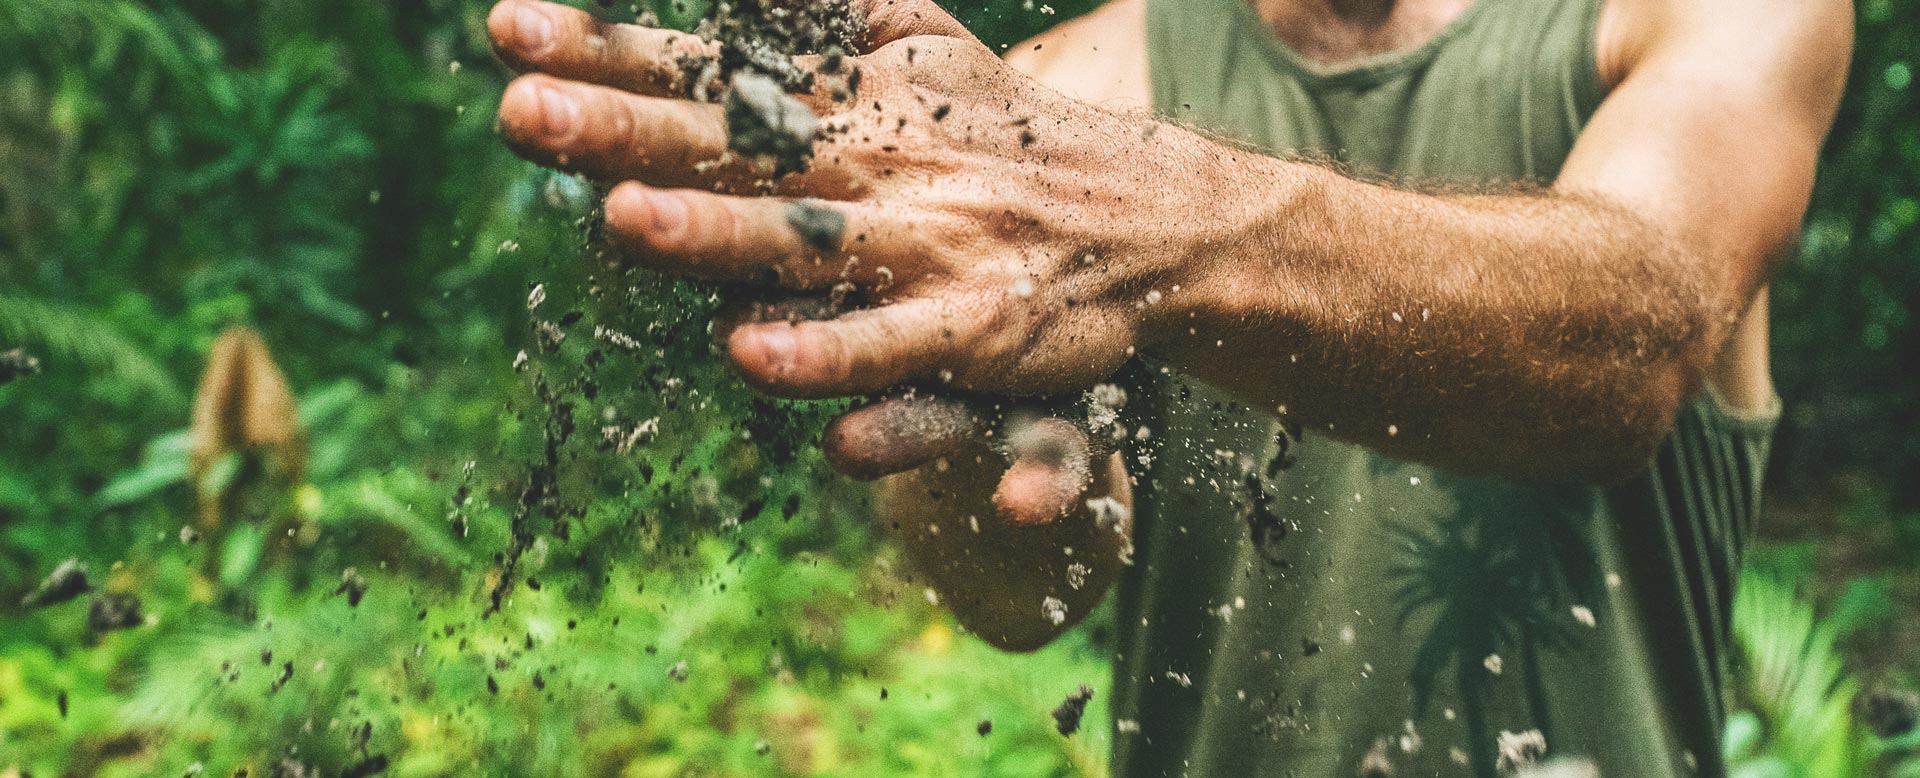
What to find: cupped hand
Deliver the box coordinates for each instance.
[489,0,1215,519]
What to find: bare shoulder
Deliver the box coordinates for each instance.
[1595,0,1852,93]
[1001,0,1151,111]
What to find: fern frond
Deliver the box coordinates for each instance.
[0,294,184,407]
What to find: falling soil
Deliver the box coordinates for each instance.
[673,0,866,175]
[334,568,369,607]
[0,348,40,383]
[85,592,144,634]
[21,558,91,608]
[1050,685,1094,736]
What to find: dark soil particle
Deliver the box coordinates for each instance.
[1051,685,1094,736]
[976,719,992,736]
[85,592,143,633]
[334,568,368,607]
[0,348,40,383]
[269,661,294,694]
[1858,686,1920,738]
[341,755,389,778]
[21,558,91,608]
[786,199,847,252]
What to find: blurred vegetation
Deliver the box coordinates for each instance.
[0,0,1912,776]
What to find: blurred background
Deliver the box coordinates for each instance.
[0,0,1914,775]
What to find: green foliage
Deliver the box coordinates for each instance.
[1770,0,1920,506]
[0,1,1118,775]
[0,0,1914,776]
[1727,563,1920,778]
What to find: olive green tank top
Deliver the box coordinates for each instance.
[1114,0,1783,776]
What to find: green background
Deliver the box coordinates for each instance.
[0,0,1914,775]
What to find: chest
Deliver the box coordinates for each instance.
[1255,0,1476,67]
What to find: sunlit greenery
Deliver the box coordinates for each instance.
[0,0,1914,776]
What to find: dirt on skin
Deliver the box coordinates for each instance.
[668,0,867,176]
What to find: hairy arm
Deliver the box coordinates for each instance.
[1149,0,1849,481]
[485,0,1847,648]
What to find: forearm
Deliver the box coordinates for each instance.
[876,446,1131,651]
[1151,154,1741,482]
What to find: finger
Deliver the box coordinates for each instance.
[727,297,977,398]
[500,75,732,187]
[822,393,988,480]
[488,0,716,97]
[851,0,976,49]
[993,416,1094,526]
[604,181,922,287]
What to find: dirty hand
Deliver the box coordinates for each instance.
[489,0,1215,516]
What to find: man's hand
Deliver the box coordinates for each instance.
[490,0,1199,402]
[491,0,1848,488]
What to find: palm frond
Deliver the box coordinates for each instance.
[1731,567,1863,777]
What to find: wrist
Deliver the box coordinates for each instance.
[1134,148,1317,358]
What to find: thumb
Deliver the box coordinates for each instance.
[992,415,1094,526]
[850,0,976,49]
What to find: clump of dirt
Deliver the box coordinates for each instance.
[86,592,143,634]
[334,568,369,607]
[725,74,820,177]
[0,348,39,383]
[1051,685,1094,736]
[671,0,867,175]
[1494,729,1547,773]
[20,558,91,608]
[696,0,865,94]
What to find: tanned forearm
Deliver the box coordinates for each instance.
[1150,154,1739,483]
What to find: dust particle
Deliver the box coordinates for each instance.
[1495,729,1547,772]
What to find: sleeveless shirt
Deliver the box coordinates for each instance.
[1112,0,1783,775]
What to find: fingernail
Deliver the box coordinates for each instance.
[537,85,577,138]
[646,191,687,236]
[515,4,554,52]
[757,329,798,377]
